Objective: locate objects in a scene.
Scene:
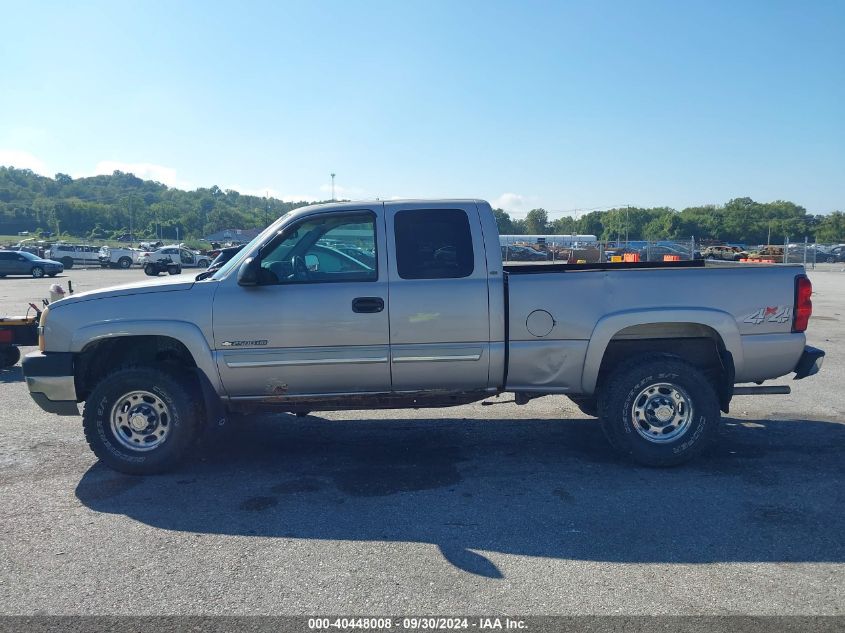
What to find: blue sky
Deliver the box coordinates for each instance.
[1,0,843,216]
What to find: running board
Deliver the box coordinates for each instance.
[732,385,791,395]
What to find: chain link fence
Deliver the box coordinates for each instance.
[501,237,845,267]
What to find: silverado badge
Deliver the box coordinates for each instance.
[221,340,268,347]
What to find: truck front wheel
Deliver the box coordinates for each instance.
[598,356,719,466]
[82,367,201,475]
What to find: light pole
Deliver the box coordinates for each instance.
[625,206,630,244]
[331,173,336,201]
[126,194,134,241]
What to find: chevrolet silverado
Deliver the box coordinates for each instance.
[22,200,825,474]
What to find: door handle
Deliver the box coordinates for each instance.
[352,297,384,313]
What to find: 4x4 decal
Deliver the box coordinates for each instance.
[744,306,791,325]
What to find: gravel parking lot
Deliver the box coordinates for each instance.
[0,266,842,615]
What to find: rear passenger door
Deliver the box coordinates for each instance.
[386,202,491,391]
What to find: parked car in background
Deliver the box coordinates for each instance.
[806,245,837,263]
[98,246,144,269]
[0,250,63,278]
[642,244,702,261]
[139,246,211,269]
[746,246,806,263]
[501,245,548,261]
[702,245,748,261]
[45,243,101,269]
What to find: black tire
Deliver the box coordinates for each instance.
[167,265,181,275]
[598,355,719,467]
[61,257,74,269]
[31,266,45,278]
[197,259,210,268]
[144,264,159,276]
[118,257,132,269]
[0,346,21,368]
[567,395,598,417]
[82,367,202,475]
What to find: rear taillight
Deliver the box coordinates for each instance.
[793,275,812,332]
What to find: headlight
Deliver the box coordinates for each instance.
[38,306,49,352]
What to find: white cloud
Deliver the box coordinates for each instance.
[92,160,192,189]
[492,192,527,213]
[0,149,49,175]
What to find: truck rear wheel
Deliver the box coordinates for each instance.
[598,355,719,466]
[82,367,201,475]
[118,257,132,269]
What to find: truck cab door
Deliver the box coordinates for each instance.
[212,205,390,398]
[385,202,492,391]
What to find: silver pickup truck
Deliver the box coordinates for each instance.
[22,200,825,474]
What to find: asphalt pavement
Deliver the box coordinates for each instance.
[0,266,842,615]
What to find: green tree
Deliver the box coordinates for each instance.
[524,208,549,234]
[492,208,516,234]
[814,211,845,243]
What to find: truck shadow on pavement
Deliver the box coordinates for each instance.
[75,414,844,578]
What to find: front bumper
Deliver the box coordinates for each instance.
[794,345,825,380]
[21,351,79,415]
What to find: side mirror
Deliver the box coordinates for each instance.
[237,257,260,286]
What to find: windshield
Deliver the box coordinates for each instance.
[18,251,38,260]
[208,212,292,281]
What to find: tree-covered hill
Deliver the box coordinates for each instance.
[1,166,842,244]
[0,166,316,241]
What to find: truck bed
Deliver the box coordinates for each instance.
[502,261,807,394]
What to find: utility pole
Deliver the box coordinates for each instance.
[331,173,336,201]
[625,206,630,244]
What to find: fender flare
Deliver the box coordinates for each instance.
[581,308,743,394]
[71,319,223,394]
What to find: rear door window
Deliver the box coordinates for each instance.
[394,209,474,279]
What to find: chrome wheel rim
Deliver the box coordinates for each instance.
[630,382,693,443]
[110,390,171,452]
[32,267,44,278]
